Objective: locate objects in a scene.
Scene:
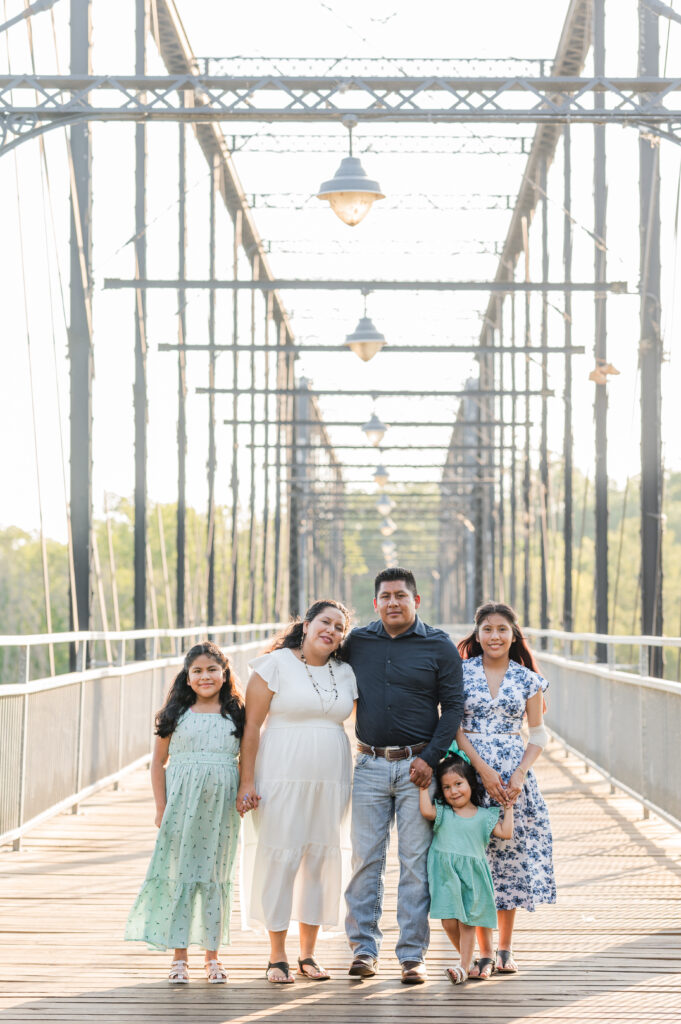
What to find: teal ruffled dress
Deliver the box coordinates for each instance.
[427,803,500,928]
[125,709,240,950]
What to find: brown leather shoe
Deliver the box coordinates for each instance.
[401,960,428,984]
[348,956,378,978]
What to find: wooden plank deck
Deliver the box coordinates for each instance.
[1,740,680,1023]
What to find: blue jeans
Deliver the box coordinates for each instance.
[345,752,432,963]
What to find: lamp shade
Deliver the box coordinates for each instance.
[373,465,390,487]
[317,156,385,226]
[344,316,387,362]
[362,413,388,447]
[379,517,397,537]
[376,494,394,516]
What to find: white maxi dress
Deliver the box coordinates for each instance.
[242,647,357,932]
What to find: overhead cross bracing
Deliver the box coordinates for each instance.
[2,0,678,680]
[2,72,681,136]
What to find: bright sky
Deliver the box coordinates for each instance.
[1,0,681,543]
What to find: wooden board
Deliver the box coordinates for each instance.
[1,741,680,1023]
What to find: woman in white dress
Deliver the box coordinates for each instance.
[237,600,356,984]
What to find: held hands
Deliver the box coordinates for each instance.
[409,756,433,789]
[504,767,527,804]
[479,764,511,806]
[236,784,261,817]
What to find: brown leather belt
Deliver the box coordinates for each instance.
[357,740,427,762]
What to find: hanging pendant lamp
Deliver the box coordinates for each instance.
[379,517,397,537]
[317,117,385,226]
[362,413,388,447]
[376,493,394,516]
[344,316,387,362]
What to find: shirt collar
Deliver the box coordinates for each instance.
[366,614,427,638]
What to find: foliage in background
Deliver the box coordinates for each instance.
[2,469,681,682]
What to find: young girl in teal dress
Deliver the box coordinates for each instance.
[125,642,244,984]
[420,748,513,985]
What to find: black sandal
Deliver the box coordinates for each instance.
[266,960,294,984]
[468,957,496,981]
[496,949,518,974]
[297,956,330,981]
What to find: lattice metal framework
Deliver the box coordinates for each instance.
[2,73,681,155]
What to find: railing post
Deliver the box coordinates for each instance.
[151,635,159,726]
[640,674,650,819]
[638,644,647,676]
[13,645,31,852]
[72,641,87,813]
[607,643,614,671]
[113,643,126,791]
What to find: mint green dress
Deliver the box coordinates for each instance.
[125,709,240,950]
[427,803,500,928]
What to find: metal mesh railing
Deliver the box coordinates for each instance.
[0,625,280,849]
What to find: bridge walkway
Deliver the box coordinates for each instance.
[1,740,680,1023]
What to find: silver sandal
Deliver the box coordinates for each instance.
[205,959,228,984]
[168,959,189,984]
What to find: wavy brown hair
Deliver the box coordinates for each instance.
[457,601,539,672]
[262,599,351,660]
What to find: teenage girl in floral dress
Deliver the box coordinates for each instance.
[455,602,556,979]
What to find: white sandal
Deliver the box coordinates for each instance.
[445,965,468,985]
[205,959,228,984]
[168,959,189,984]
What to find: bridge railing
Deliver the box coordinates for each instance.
[525,628,681,832]
[0,624,281,850]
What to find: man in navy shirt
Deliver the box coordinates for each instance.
[343,567,464,983]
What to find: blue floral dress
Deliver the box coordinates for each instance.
[125,709,241,950]
[461,656,556,912]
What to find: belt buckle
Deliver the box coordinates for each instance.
[385,745,403,762]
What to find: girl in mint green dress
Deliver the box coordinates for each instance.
[125,642,243,985]
[420,749,513,985]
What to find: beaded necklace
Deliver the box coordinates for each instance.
[300,644,339,713]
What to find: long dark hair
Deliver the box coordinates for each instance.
[435,754,485,808]
[457,601,539,672]
[262,599,351,660]
[155,641,244,738]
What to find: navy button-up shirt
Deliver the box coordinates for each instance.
[342,615,464,769]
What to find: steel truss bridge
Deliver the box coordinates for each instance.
[0,0,671,671]
[2,0,681,1017]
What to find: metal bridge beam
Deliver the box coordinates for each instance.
[106,277,628,293]
[68,0,92,657]
[593,0,609,659]
[1,74,681,135]
[159,343,587,355]
[639,0,664,675]
[226,419,531,429]
[133,0,148,661]
[202,387,552,398]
